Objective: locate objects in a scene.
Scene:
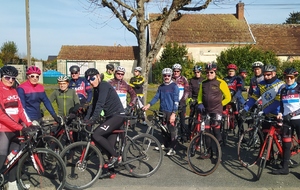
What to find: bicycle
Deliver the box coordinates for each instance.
[0,126,66,190]
[220,102,238,146]
[59,114,163,190]
[254,116,300,180]
[187,114,222,176]
[130,97,146,130]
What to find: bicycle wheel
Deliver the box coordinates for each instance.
[123,133,163,178]
[17,148,66,190]
[290,137,300,168]
[257,136,272,180]
[59,141,104,190]
[238,126,264,167]
[187,132,221,176]
[42,135,64,154]
[220,117,229,146]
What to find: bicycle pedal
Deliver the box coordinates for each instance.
[110,173,117,179]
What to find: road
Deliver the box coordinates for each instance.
[85,124,300,190]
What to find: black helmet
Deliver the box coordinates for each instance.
[1,66,18,77]
[193,65,202,72]
[69,65,80,73]
[263,65,276,72]
[239,68,247,73]
[284,68,298,76]
[106,64,114,71]
[85,68,99,78]
[205,62,217,71]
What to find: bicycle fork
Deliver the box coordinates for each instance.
[31,153,45,175]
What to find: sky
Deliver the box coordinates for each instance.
[0,0,299,60]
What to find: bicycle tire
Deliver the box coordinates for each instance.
[187,132,221,176]
[17,148,66,190]
[256,136,272,180]
[123,133,163,178]
[59,141,104,190]
[42,135,64,154]
[290,137,300,168]
[237,126,264,168]
[220,116,230,146]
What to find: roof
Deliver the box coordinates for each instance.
[57,45,140,60]
[250,24,300,56]
[47,55,57,62]
[149,13,255,45]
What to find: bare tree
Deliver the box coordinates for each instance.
[87,0,226,102]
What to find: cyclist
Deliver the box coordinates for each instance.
[108,66,137,109]
[187,65,204,131]
[273,68,300,175]
[197,62,231,144]
[129,66,147,125]
[248,61,264,99]
[68,65,92,107]
[143,68,179,156]
[17,66,61,124]
[84,68,125,168]
[0,66,33,189]
[223,63,244,133]
[48,75,80,118]
[171,63,189,141]
[238,68,248,92]
[101,63,115,82]
[241,65,285,137]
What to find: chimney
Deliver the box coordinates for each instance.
[236,2,244,20]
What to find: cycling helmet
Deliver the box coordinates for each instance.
[85,68,99,78]
[106,64,114,71]
[252,61,264,68]
[57,75,69,83]
[283,68,299,76]
[239,68,247,73]
[69,65,80,73]
[263,65,277,72]
[26,66,41,75]
[227,64,238,70]
[193,65,202,72]
[116,66,126,73]
[162,68,173,75]
[1,66,18,77]
[205,62,217,71]
[134,67,142,72]
[172,63,182,70]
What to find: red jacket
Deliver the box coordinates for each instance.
[0,81,31,132]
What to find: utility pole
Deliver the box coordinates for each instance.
[25,0,31,66]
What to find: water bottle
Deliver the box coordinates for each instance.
[5,150,18,165]
[201,121,205,131]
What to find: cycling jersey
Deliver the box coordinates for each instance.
[223,75,242,99]
[68,77,92,104]
[102,72,114,82]
[49,88,80,117]
[108,78,137,109]
[280,82,300,119]
[149,82,179,113]
[244,77,285,117]
[248,75,264,98]
[0,81,31,132]
[17,80,56,121]
[197,77,231,115]
[129,75,145,97]
[189,76,205,99]
[172,75,189,103]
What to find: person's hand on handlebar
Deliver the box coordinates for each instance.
[143,104,150,111]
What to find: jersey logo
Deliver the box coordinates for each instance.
[100,125,110,131]
[7,95,19,101]
[264,91,273,101]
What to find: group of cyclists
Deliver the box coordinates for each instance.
[0,59,300,188]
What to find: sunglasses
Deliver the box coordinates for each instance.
[285,75,295,80]
[163,74,171,78]
[71,72,79,75]
[206,71,215,75]
[116,73,124,76]
[88,76,97,82]
[3,75,16,81]
[263,74,272,77]
[29,75,39,79]
[194,71,200,74]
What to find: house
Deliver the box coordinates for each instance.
[57,45,139,80]
[149,2,300,63]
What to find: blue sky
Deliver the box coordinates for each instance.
[0,0,298,60]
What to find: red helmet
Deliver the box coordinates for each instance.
[227,64,238,71]
[26,66,41,75]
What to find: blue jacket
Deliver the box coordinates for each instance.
[68,77,92,104]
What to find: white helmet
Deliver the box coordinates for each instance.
[172,63,182,70]
[162,68,173,75]
[135,67,142,72]
[57,75,69,82]
[116,66,126,73]
[252,61,264,68]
